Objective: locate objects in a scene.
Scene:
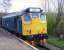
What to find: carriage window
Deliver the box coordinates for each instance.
[40,15,46,21]
[24,15,31,21]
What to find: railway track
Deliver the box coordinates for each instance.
[22,41,50,50]
[37,47,48,50]
[15,36,49,50]
[35,45,50,50]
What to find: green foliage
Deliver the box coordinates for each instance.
[47,35,64,49]
[47,12,64,48]
[56,19,64,34]
[56,16,64,39]
[47,12,64,37]
[46,12,57,36]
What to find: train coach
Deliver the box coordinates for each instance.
[0,17,2,27]
[2,8,48,46]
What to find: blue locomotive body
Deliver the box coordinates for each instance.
[2,12,22,35]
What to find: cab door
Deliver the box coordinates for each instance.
[22,14,31,36]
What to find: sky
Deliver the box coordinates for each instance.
[9,0,42,12]
[0,0,58,13]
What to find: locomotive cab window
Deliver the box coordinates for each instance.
[32,13,40,18]
[24,14,31,22]
[40,15,46,21]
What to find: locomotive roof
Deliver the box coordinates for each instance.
[25,7,42,13]
[2,12,24,18]
[2,8,42,18]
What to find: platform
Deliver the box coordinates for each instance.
[0,28,38,50]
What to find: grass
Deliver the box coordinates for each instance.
[47,35,64,49]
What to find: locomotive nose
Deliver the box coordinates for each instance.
[27,29,31,34]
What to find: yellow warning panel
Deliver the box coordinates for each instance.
[23,24,31,35]
[39,22,47,34]
[21,16,31,35]
[31,18,40,35]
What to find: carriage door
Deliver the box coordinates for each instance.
[22,13,31,35]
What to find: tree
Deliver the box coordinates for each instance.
[0,0,11,13]
[56,0,64,39]
[56,19,64,39]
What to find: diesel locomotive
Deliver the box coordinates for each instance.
[1,8,48,46]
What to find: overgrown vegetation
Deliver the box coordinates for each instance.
[46,12,64,48]
[47,35,64,49]
[47,12,64,39]
[46,12,57,36]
